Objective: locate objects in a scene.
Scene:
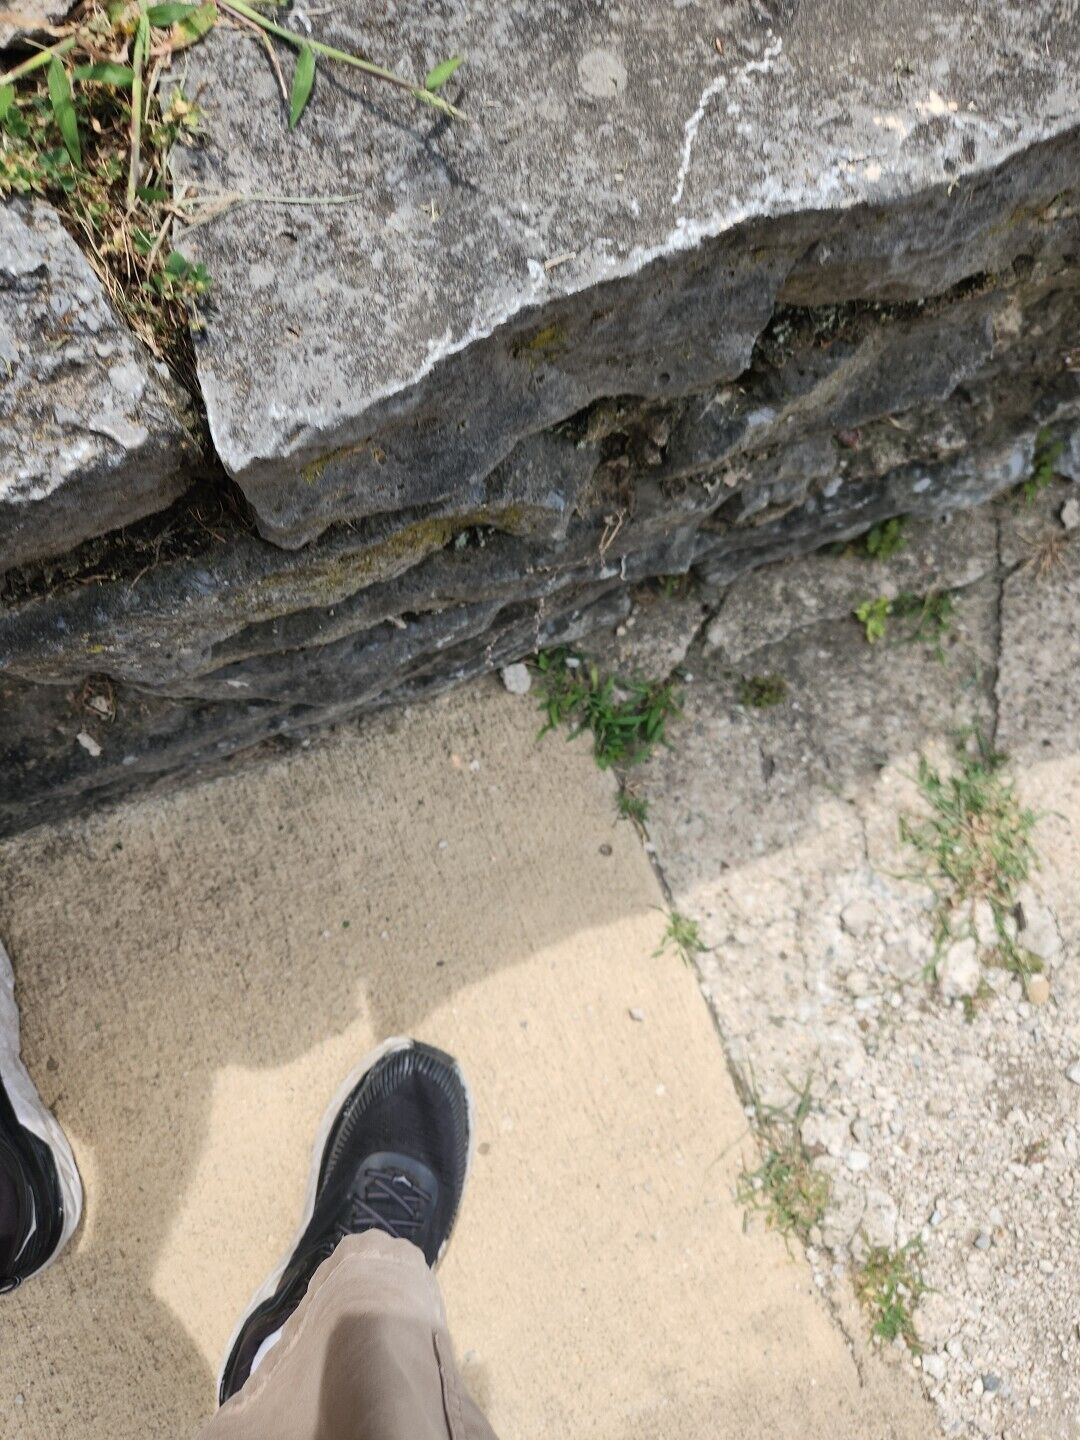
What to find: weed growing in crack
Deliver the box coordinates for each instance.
[961,979,995,1024]
[0,1,462,365]
[736,1082,829,1249]
[534,649,682,770]
[855,595,892,642]
[738,673,787,708]
[616,787,649,827]
[854,591,955,655]
[861,516,908,560]
[656,573,695,600]
[854,1240,926,1352]
[1021,428,1065,504]
[833,515,907,562]
[653,909,705,965]
[892,590,955,658]
[900,734,1041,976]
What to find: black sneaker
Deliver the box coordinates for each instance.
[0,941,83,1293]
[218,1037,472,1404]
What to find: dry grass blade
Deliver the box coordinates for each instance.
[0,0,466,379]
[736,1080,830,1250]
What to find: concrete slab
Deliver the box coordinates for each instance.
[0,683,929,1439]
[638,490,1080,1438]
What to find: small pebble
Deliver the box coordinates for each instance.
[628,1007,646,1023]
[921,1352,946,1382]
[499,662,532,695]
[1065,1061,1080,1086]
[938,938,981,999]
[1025,973,1050,1006]
[974,1231,992,1250]
[982,1373,1002,1394]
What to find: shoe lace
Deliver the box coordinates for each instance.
[350,1168,431,1237]
[318,1167,432,1258]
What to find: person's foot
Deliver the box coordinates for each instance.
[0,941,83,1293]
[218,1036,472,1404]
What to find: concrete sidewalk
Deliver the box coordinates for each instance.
[0,683,930,1439]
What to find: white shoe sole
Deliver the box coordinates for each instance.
[0,940,84,1276]
[216,1035,474,1402]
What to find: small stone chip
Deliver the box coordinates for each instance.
[500,663,532,695]
[938,938,981,999]
[76,731,102,758]
[1025,973,1050,1006]
[628,1007,646,1022]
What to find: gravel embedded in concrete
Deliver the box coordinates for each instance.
[634,490,1080,1439]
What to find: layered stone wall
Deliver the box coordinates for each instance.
[1,0,1078,835]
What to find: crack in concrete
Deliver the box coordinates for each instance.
[988,509,1006,748]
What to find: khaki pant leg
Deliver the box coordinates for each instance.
[198,1232,498,1440]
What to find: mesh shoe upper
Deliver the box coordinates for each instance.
[0,1087,66,1292]
[219,1040,471,1404]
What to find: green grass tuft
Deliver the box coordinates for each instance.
[1021,428,1065,504]
[653,909,706,965]
[854,1241,926,1351]
[617,788,649,826]
[534,649,682,770]
[737,1083,830,1248]
[901,734,1041,976]
[1,1,463,366]
[892,590,955,658]
[855,591,955,653]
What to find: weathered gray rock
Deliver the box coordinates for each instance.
[0,1,1078,835]
[0,0,69,48]
[0,582,630,835]
[0,201,193,573]
[173,0,1079,547]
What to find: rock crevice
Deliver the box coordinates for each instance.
[1,0,1078,833]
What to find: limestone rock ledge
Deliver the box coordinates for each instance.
[1,0,1078,835]
[0,202,194,575]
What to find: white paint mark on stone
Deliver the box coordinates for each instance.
[741,36,784,76]
[671,73,729,208]
[672,37,783,208]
